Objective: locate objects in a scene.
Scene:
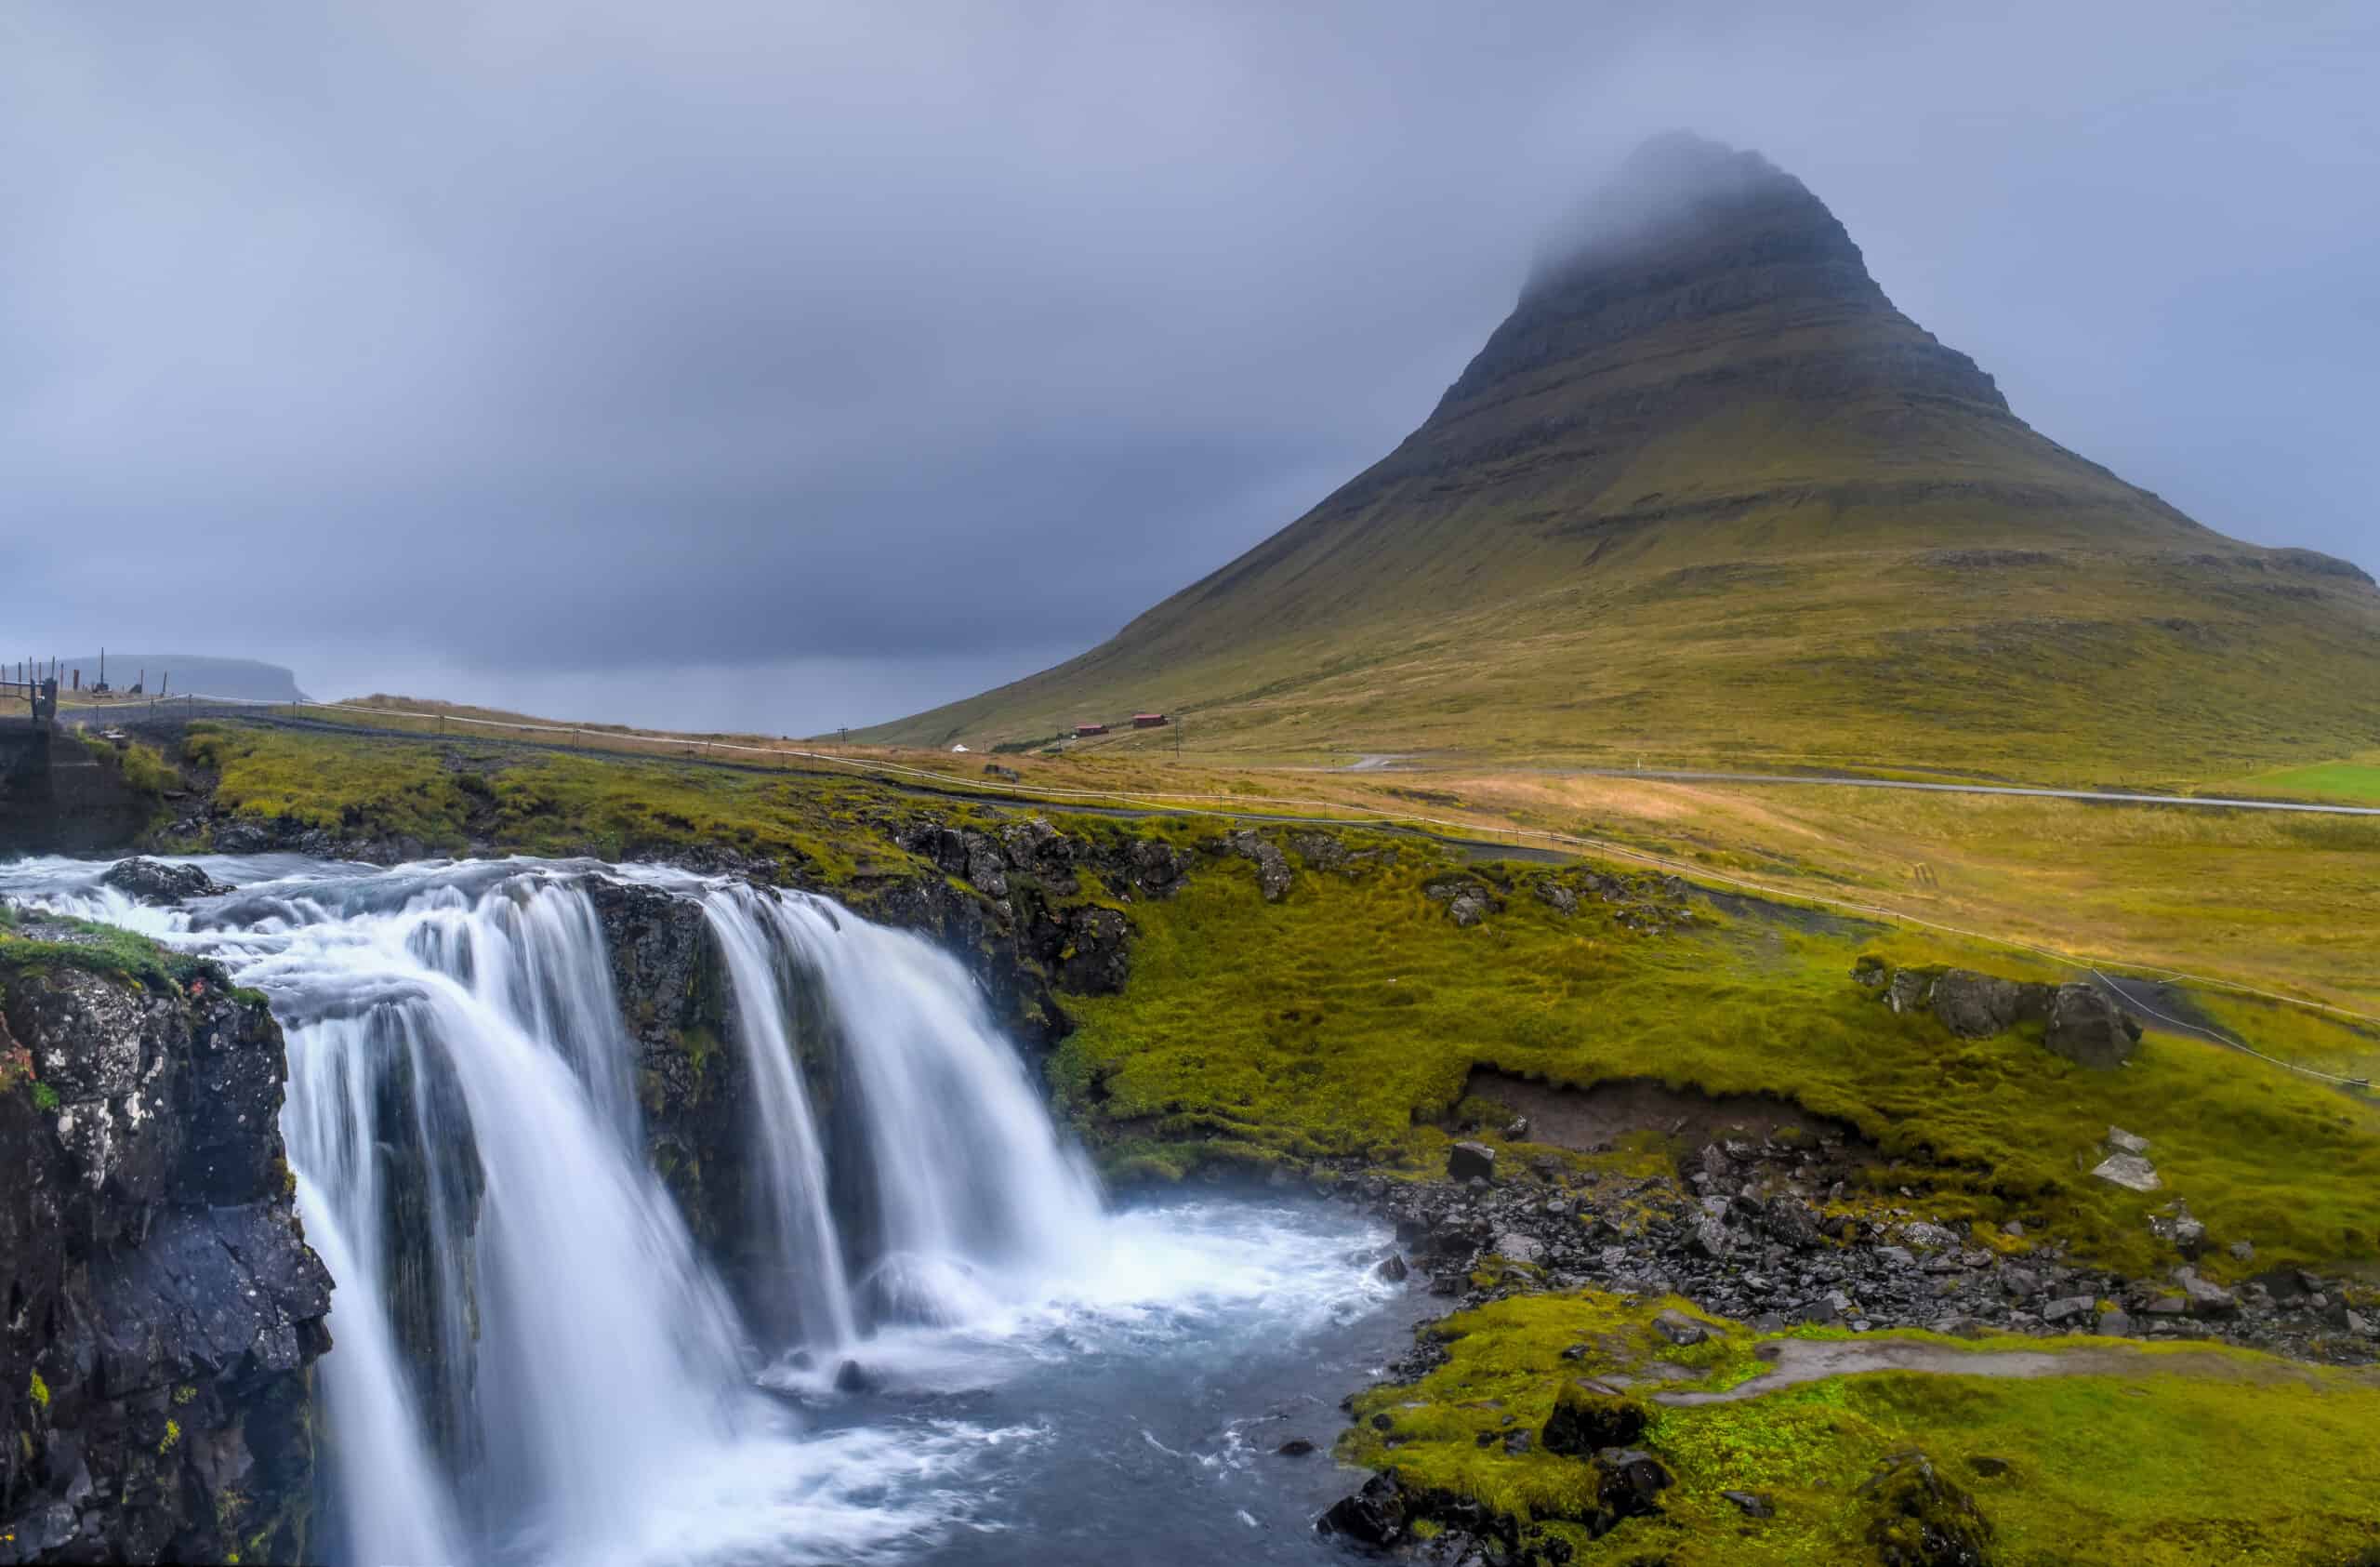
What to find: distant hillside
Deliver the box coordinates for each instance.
[863,133,2380,785]
[54,654,307,703]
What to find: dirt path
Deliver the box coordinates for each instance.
[1652,1335,2368,1405]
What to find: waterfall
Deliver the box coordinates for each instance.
[701,886,1104,1340]
[0,854,1115,1563]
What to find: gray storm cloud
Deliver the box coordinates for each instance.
[5,0,2375,732]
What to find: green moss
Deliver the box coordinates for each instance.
[158,1417,180,1454]
[0,910,213,992]
[28,1371,48,1409]
[31,1081,60,1113]
[1345,1289,2380,1565]
[1060,854,2380,1274]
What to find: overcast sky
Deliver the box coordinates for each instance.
[7,0,2375,733]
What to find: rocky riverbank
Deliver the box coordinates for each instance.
[1,921,329,1566]
[1294,1110,2378,1562]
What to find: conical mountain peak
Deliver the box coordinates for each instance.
[864,139,2380,776]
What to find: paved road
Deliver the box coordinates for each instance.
[1540,765,2379,817]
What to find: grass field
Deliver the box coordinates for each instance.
[2223,757,2380,805]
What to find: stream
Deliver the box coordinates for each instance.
[0,855,1422,1566]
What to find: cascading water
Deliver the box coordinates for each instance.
[701,883,1104,1344]
[0,853,1406,1567]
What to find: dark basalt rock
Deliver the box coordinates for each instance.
[2043,984,2142,1069]
[1540,1380,1646,1455]
[2,960,327,1564]
[1593,1447,1673,1525]
[1055,907,1131,996]
[1448,1142,1497,1182]
[99,857,229,905]
[1318,1468,1408,1547]
[1928,969,2053,1039]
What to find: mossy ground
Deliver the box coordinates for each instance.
[1344,1290,2380,1565]
[1052,850,2380,1278]
[0,904,211,992]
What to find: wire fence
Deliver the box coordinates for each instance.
[141,692,2380,1070]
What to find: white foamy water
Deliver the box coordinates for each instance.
[0,854,1405,1566]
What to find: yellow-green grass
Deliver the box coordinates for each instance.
[1343,1290,2380,1565]
[1442,773,2380,1017]
[2223,758,2380,805]
[863,541,2380,791]
[1051,850,2380,1276]
[207,698,2380,1021]
[178,722,934,883]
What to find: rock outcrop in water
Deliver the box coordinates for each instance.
[1,942,328,1566]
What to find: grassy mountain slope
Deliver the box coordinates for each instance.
[866,135,2380,784]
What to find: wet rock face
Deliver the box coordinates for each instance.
[585,877,744,1257]
[1,961,327,1565]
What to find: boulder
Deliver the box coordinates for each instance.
[2043,984,2142,1069]
[1884,969,1930,1016]
[1447,1141,1497,1182]
[99,857,228,904]
[2041,1295,2095,1325]
[1540,1380,1648,1455]
[1594,1448,1673,1521]
[1928,969,2053,1038]
[1535,879,1580,917]
[1448,891,1492,928]
[1223,831,1293,902]
[1317,1470,1407,1547]
[1764,1197,1823,1250]
[2090,1152,2162,1193]
[1689,1214,1736,1260]
[1492,1232,1546,1267]
[1653,1308,1710,1348]
[2172,1268,2237,1317]
[1374,1254,1408,1282]
[2105,1126,2150,1156]
[1722,1490,1777,1520]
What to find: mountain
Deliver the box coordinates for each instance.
[50,655,307,703]
[865,133,2380,783]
